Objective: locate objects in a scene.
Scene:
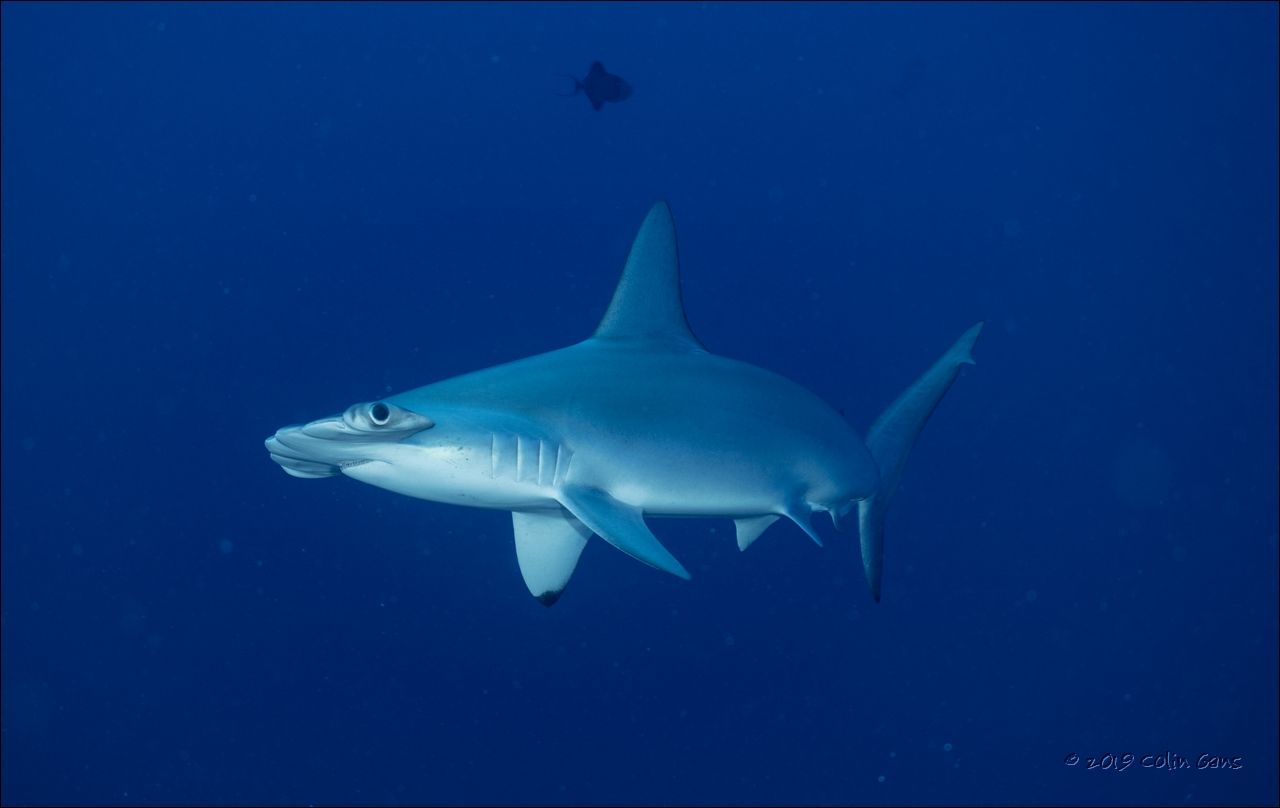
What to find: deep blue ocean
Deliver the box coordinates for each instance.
[2,3,1277,806]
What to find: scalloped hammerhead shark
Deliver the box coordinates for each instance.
[266,202,982,606]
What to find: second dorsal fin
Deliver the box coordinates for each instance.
[591,201,706,352]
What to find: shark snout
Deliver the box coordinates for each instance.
[265,403,436,480]
[266,422,346,479]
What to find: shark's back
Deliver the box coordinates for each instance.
[393,338,878,515]
[272,201,982,605]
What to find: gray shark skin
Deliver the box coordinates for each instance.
[266,202,982,606]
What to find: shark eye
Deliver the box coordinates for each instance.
[370,403,391,425]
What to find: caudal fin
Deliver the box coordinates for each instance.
[555,76,584,97]
[858,322,984,602]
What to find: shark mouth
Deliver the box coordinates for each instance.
[265,429,343,479]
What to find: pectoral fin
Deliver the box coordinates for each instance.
[783,500,824,547]
[512,509,592,606]
[734,515,780,551]
[557,486,691,580]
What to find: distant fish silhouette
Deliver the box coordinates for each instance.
[557,61,633,111]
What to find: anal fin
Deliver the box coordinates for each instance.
[512,509,591,606]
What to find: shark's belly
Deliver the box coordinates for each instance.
[394,344,880,516]
[563,420,875,517]
[581,353,876,514]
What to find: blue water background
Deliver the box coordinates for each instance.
[2,3,1276,805]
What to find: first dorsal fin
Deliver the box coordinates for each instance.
[592,201,707,352]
